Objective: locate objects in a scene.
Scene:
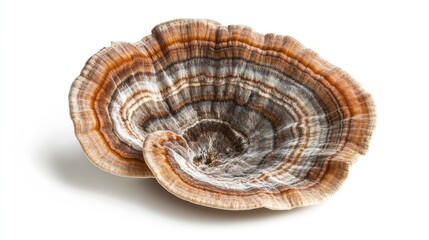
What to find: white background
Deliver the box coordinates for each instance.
[1,0,428,239]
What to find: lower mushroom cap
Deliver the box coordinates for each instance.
[69,19,376,210]
[144,130,351,210]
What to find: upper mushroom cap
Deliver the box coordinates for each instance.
[69,19,375,210]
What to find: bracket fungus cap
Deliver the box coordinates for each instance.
[69,19,376,210]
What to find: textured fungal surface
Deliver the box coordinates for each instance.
[69,19,376,210]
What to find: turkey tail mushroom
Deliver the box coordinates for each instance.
[69,19,376,210]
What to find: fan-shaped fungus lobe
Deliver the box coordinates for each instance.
[69,19,375,210]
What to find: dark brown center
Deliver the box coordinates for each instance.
[183,120,249,171]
